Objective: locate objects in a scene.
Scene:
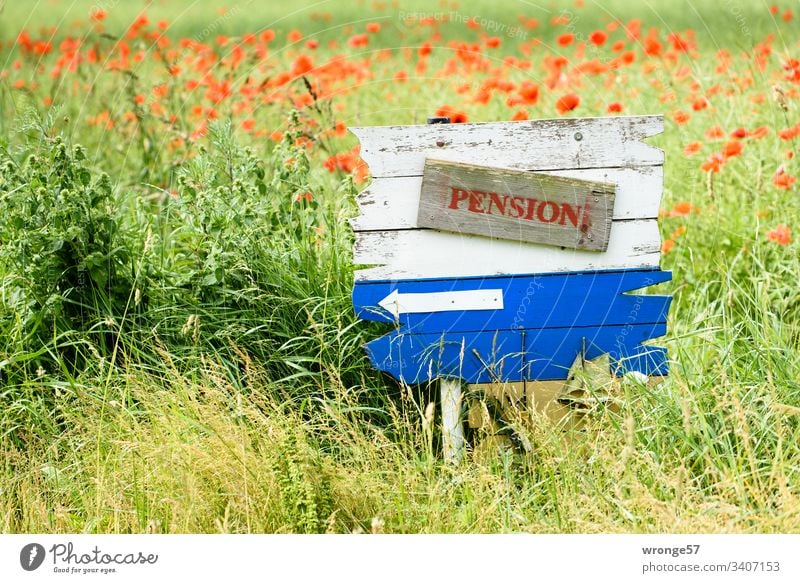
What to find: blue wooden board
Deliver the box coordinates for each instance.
[354,269,671,383]
[353,269,671,333]
[364,322,668,384]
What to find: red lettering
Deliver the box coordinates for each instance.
[559,203,581,227]
[448,187,469,209]
[537,201,560,223]
[524,198,539,221]
[509,196,525,219]
[467,190,486,213]
[488,192,508,216]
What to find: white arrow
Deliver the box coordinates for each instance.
[378,288,504,318]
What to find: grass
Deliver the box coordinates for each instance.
[0,0,799,533]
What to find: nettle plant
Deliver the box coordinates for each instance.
[169,116,322,302]
[0,132,142,372]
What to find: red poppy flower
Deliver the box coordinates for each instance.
[589,31,607,46]
[700,153,724,173]
[672,110,690,124]
[292,54,314,76]
[348,33,369,48]
[683,141,702,156]
[773,165,796,189]
[766,224,791,245]
[518,81,539,104]
[722,140,743,158]
[435,105,468,123]
[670,201,697,216]
[555,93,580,114]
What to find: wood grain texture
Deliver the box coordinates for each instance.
[352,270,672,332]
[416,158,615,251]
[353,219,661,281]
[350,115,664,178]
[364,322,667,383]
[350,165,663,231]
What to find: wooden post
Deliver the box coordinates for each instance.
[440,378,464,463]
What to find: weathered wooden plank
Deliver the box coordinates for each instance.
[416,158,615,251]
[352,270,672,332]
[350,115,664,179]
[353,219,661,281]
[350,165,663,231]
[364,322,668,383]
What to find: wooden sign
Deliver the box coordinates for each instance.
[416,158,615,251]
[349,115,672,388]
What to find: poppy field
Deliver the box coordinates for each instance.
[1,0,799,533]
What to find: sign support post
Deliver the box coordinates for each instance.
[427,116,467,464]
[440,378,464,464]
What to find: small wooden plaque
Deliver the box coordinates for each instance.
[417,158,616,251]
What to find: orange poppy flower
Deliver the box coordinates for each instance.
[730,128,747,139]
[672,110,690,124]
[518,81,539,104]
[348,33,369,48]
[557,33,574,46]
[700,153,724,173]
[435,105,468,123]
[555,93,580,114]
[683,141,702,156]
[671,225,687,238]
[292,54,314,75]
[773,166,796,189]
[722,140,743,158]
[766,224,791,245]
[589,31,607,46]
[670,201,696,216]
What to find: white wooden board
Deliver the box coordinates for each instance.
[351,165,663,231]
[353,219,661,281]
[350,115,664,179]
